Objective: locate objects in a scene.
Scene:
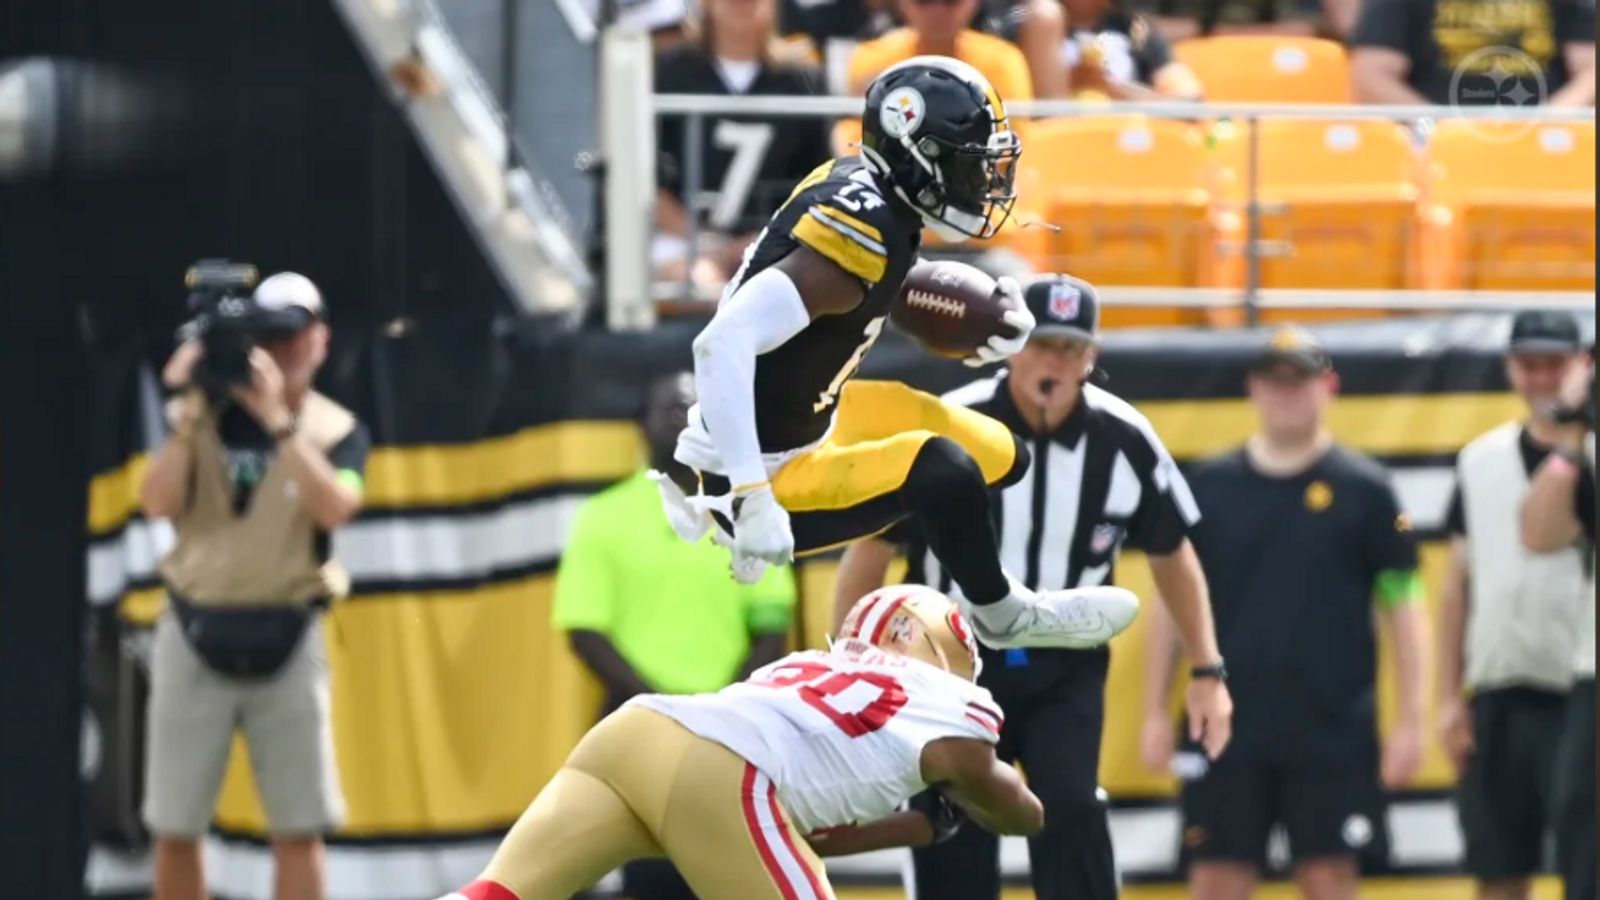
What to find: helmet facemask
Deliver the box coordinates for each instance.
[867,127,1021,242]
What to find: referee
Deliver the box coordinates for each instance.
[834,275,1233,900]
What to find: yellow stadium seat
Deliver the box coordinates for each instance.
[1210,120,1421,304]
[1175,36,1351,104]
[1419,121,1596,291]
[1019,116,1223,327]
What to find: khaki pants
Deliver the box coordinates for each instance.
[480,705,834,900]
[142,612,343,837]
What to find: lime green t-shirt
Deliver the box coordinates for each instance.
[552,470,796,694]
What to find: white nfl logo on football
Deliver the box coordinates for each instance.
[1048,282,1081,320]
[881,87,926,139]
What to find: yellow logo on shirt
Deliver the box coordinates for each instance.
[1396,512,1413,532]
[1305,480,1334,512]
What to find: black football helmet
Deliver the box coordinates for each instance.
[860,56,1022,241]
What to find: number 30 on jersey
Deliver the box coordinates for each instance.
[753,660,907,737]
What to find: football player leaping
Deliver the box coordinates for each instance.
[656,56,1137,649]
[438,586,1042,900]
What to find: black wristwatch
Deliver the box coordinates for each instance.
[1190,658,1228,682]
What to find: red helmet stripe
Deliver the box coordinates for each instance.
[868,596,912,645]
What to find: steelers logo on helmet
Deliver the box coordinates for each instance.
[880,87,926,139]
[859,56,1022,243]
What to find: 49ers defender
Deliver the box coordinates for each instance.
[435,586,1043,900]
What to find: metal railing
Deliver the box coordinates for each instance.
[648,95,1595,323]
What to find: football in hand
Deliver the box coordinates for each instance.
[891,260,1021,360]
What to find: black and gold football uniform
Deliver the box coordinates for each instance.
[702,157,1025,555]
[736,156,923,451]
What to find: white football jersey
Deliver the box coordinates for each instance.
[630,639,1003,833]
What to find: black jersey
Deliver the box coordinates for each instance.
[1188,444,1418,734]
[730,156,925,452]
[655,48,832,235]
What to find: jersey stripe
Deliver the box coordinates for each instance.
[766,778,829,900]
[966,701,1004,731]
[784,159,838,205]
[964,712,1001,735]
[812,204,884,243]
[743,765,805,900]
[792,211,889,283]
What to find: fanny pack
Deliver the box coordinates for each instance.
[168,588,323,680]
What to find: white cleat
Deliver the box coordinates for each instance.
[971,586,1139,650]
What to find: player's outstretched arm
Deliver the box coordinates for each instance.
[919,737,1044,837]
[805,811,936,858]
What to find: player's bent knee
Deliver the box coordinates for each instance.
[902,437,989,505]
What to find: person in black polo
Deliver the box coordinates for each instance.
[1143,327,1429,900]
[833,274,1233,900]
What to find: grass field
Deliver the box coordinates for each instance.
[835,876,1564,899]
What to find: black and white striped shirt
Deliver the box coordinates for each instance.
[903,373,1201,599]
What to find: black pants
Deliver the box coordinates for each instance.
[911,647,1117,900]
[1557,678,1596,900]
[622,859,697,900]
[1458,687,1569,880]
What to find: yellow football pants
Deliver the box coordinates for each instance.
[478,705,836,900]
[769,379,1023,554]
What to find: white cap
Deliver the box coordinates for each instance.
[253,272,325,330]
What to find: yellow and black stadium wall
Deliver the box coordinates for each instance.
[83,313,1589,898]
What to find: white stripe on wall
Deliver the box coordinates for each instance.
[86,519,173,605]
[333,493,589,583]
[87,799,1465,898]
[1390,466,1456,533]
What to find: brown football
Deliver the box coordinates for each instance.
[891,259,1016,360]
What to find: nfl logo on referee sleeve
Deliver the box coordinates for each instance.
[1090,523,1122,555]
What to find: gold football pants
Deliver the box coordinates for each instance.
[706,379,1024,555]
[477,705,835,900]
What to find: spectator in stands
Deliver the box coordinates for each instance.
[1440,312,1593,900]
[139,274,365,900]
[849,0,1036,102]
[655,0,832,301]
[586,0,694,49]
[1518,351,1595,900]
[1144,328,1429,900]
[1120,0,1359,42]
[999,0,1205,100]
[780,0,899,91]
[553,371,796,900]
[1351,0,1596,106]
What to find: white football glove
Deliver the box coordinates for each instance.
[730,487,794,584]
[648,469,711,543]
[963,276,1035,368]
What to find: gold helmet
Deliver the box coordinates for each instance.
[838,585,982,682]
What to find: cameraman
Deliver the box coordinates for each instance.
[1519,352,1595,900]
[139,272,367,900]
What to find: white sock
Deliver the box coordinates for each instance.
[970,580,1033,633]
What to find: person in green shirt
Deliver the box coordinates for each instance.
[554,371,795,899]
